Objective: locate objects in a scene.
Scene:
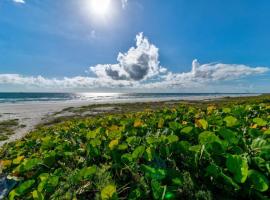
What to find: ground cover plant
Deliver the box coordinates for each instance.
[0,119,23,141]
[0,100,270,199]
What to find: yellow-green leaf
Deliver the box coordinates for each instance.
[101,184,117,200]
[13,156,25,165]
[32,190,44,200]
[109,139,119,150]
[224,116,238,127]
[158,118,164,128]
[196,119,208,130]
[253,118,267,127]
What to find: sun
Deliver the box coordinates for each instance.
[90,0,111,16]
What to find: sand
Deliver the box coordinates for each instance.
[0,100,94,147]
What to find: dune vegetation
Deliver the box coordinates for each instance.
[0,119,22,141]
[0,96,270,199]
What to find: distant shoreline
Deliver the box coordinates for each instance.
[0,92,260,105]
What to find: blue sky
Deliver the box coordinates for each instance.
[0,0,270,92]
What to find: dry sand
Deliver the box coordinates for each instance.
[0,101,93,147]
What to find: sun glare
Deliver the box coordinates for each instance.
[90,0,111,16]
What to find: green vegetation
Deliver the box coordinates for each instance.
[0,96,270,199]
[0,119,20,141]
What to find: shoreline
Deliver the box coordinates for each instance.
[0,93,262,147]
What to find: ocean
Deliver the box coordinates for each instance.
[0,93,260,104]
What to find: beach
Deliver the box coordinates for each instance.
[1,94,269,200]
[0,93,260,146]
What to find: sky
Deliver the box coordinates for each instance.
[0,0,270,92]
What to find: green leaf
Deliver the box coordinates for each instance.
[264,129,270,135]
[164,191,175,199]
[78,166,97,180]
[43,151,56,167]
[177,141,191,153]
[132,146,145,160]
[39,173,49,181]
[219,128,239,145]
[9,180,35,199]
[198,131,220,145]
[180,126,193,134]
[32,190,44,200]
[146,136,158,144]
[223,107,231,113]
[40,136,54,150]
[47,175,59,188]
[90,138,102,147]
[172,177,183,186]
[117,143,128,150]
[38,173,49,192]
[248,170,269,192]
[126,136,138,145]
[252,157,266,171]
[129,188,142,200]
[206,164,240,189]
[145,147,154,161]
[226,155,248,183]
[206,164,220,178]
[151,179,163,200]
[166,135,179,144]
[12,156,25,165]
[189,145,202,153]
[86,129,98,139]
[224,116,238,127]
[14,158,42,173]
[101,184,117,200]
[253,118,267,127]
[169,121,181,131]
[251,138,268,150]
[121,153,133,163]
[141,165,166,180]
[251,138,270,159]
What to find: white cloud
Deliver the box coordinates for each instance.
[0,33,269,91]
[90,33,167,81]
[12,0,25,4]
[142,59,269,89]
[191,59,268,80]
[121,0,128,9]
[0,74,134,89]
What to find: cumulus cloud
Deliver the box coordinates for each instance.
[0,33,269,91]
[90,33,167,81]
[12,0,25,4]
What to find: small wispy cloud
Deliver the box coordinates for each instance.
[90,30,96,39]
[12,0,25,4]
[121,0,128,9]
